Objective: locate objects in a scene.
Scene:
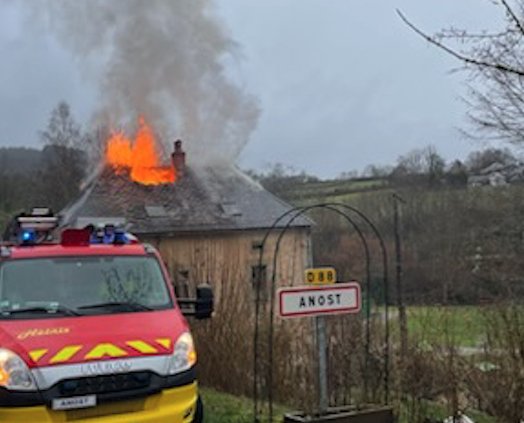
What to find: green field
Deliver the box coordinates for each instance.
[404,306,488,348]
[379,305,493,349]
[276,178,390,204]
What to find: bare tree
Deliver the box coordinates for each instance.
[361,164,393,179]
[466,147,517,171]
[398,1,524,144]
[39,101,87,209]
[392,146,445,187]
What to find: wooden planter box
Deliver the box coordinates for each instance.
[283,406,394,423]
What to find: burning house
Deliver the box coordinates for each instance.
[61,121,312,301]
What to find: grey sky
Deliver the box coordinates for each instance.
[0,0,500,178]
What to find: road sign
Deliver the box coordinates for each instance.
[278,282,361,319]
[304,267,337,285]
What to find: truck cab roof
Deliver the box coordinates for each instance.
[5,243,150,260]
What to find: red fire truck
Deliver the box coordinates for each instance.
[0,209,213,422]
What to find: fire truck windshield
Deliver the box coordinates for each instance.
[0,256,173,319]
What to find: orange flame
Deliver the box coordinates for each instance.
[105,118,176,185]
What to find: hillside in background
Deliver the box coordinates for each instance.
[0,145,87,231]
[260,175,390,204]
[0,147,43,173]
[253,168,524,306]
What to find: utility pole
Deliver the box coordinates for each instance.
[393,193,408,357]
[316,316,328,414]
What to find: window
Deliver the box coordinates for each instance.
[174,269,190,298]
[251,264,268,302]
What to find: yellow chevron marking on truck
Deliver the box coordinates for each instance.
[50,345,82,364]
[29,349,48,363]
[32,340,170,364]
[126,340,158,354]
[85,343,127,360]
[156,338,172,349]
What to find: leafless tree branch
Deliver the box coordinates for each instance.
[501,0,524,36]
[396,9,524,77]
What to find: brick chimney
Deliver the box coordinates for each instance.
[171,139,186,178]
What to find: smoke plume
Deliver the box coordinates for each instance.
[34,0,259,165]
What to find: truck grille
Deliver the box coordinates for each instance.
[57,371,152,397]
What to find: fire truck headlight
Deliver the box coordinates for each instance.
[169,332,197,375]
[0,348,37,391]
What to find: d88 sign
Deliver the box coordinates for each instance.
[304,267,337,285]
[278,282,361,319]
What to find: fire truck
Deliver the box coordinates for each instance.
[0,209,213,422]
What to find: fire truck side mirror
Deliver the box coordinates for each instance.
[195,284,213,320]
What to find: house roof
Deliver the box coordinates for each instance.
[61,165,312,235]
[479,162,508,175]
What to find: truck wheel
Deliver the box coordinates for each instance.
[192,396,203,423]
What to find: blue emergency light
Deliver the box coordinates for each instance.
[61,226,130,246]
[113,229,129,245]
[86,225,130,245]
[12,208,59,246]
[19,229,36,245]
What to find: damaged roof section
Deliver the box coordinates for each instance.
[61,165,312,235]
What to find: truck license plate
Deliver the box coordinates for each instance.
[52,395,97,410]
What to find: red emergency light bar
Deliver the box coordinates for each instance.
[61,229,91,247]
[60,226,137,246]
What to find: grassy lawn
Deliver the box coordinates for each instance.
[202,388,286,422]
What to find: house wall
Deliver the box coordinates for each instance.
[142,227,312,301]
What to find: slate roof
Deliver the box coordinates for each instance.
[61,165,312,235]
[468,162,524,187]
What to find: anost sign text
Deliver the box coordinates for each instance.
[278,282,361,319]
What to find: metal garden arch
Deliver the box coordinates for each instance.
[252,203,390,422]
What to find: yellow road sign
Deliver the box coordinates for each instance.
[305,267,337,285]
